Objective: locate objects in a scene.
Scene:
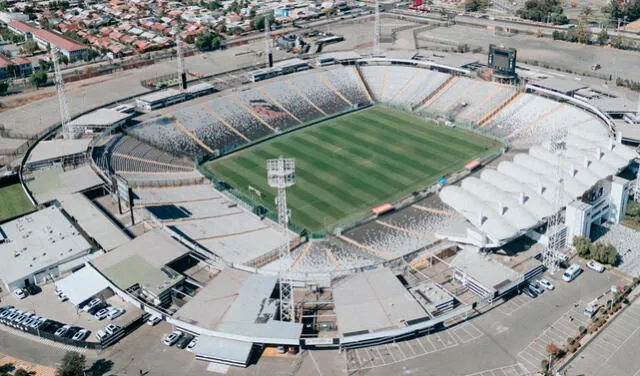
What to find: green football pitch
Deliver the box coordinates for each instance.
[202,106,500,232]
[0,183,34,222]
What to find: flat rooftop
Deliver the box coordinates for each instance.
[176,267,249,329]
[0,206,93,285]
[58,193,130,251]
[68,108,134,128]
[449,246,521,292]
[137,88,184,104]
[591,97,638,113]
[26,165,104,204]
[530,77,588,94]
[91,229,189,296]
[177,268,302,341]
[27,138,91,165]
[333,267,426,336]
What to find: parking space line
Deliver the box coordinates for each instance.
[394,342,408,359]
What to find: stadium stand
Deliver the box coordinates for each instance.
[287,71,352,115]
[94,134,195,176]
[206,96,274,140]
[318,67,372,106]
[379,66,417,103]
[127,116,206,158]
[358,66,386,102]
[259,81,326,122]
[133,185,221,206]
[290,240,385,273]
[455,82,517,124]
[172,105,249,152]
[234,89,301,131]
[390,69,451,109]
[484,94,558,139]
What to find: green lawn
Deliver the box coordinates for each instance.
[202,106,500,232]
[0,183,34,222]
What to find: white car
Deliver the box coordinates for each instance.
[537,278,555,290]
[586,260,605,273]
[83,298,102,312]
[13,289,27,300]
[72,329,89,341]
[105,324,120,335]
[93,308,110,320]
[95,330,109,342]
[55,324,71,337]
[56,291,68,302]
[147,315,162,326]
[107,307,125,320]
[187,338,198,351]
[163,330,182,346]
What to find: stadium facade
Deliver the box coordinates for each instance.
[13,55,639,366]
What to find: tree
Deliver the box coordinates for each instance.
[194,32,221,52]
[597,28,610,45]
[37,59,52,72]
[5,64,19,79]
[22,40,40,55]
[14,369,34,376]
[0,81,8,94]
[252,14,275,31]
[517,0,569,24]
[0,49,11,58]
[566,21,591,44]
[464,0,489,12]
[573,236,591,257]
[55,351,86,376]
[581,6,593,19]
[546,343,561,357]
[29,70,48,88]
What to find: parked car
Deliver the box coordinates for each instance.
[24,285,41,296]
[147,315,162,326]
[5,310,21,324]
[187,338,198,351]
[95,330,109,342]
[105,324,120,335]
[107,307,125,320]
[163,330,182,346]
[28,316,45,330]
[13,289,27,300]
[176,333,194,349]
[562,263,582,282]
[528,281,544,295]
[93,308,110,320]
[11,312,30,328]
[56,291,68,302]
[55,324,71,337]
[524,286,538,298]
[537,279,555,290]
[586,260,605,273]
[72,329,89,341]
[0,306,13,314]
[0,308,15,322]
[82,298,102,312]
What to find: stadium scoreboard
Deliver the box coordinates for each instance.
[488,44,517,79]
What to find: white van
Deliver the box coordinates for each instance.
[562,264,582,282]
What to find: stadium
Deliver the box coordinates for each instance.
[12,54,638,367]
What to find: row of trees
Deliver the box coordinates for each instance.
[573,236,618,265]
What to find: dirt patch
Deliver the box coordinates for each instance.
[0,91,56,113]
[623,19,640,33]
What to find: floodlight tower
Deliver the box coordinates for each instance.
[373,0,381,56]
[543,132,567,274]
[51,48,73,139]
[264,17,273,68]
[634,170,640,203]
[175,26,187,90]
[267,157,296,322]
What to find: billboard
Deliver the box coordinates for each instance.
[488,44,517,78]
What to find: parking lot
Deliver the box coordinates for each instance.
[0,284,140,345]
[346,322,484,372]
[564,298,640,376]
[517,301,588,372]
